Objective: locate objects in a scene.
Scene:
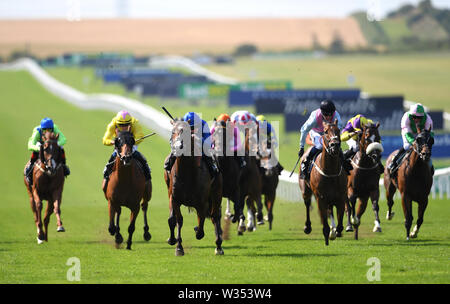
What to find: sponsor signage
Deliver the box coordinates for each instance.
[381,134,450,158]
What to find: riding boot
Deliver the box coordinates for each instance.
[133,151,152,181]
[24,153,38,185]
[340,150,353,175]
[300,147,320,180]
[164,153,176,173]
[276,162,284,175]
[61,148,70,177]
[388,147,405,175]
[205,156,220,177]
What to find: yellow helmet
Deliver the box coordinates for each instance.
[256,115,266,122]
[115,110,132,125]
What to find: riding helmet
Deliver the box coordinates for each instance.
[320,100,336,115]
[40,117,54,129]
[115,110,133,124]
[183,111,202,127]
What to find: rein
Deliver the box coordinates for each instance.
[350,158,378,170]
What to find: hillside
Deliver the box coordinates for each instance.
[0,18,366,57]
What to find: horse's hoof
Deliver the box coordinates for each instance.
[346,225,354,232]
[57,226,65,232]
[37,237,44,244]
[257,220,264,225]
[329,228,337,240]
[143,231,152,241]
[237,231,243,236]
[373,221,382,233]
[350,216,360,226]
[410,225,418,238]
[115,233,123,244]
[167,237,176,246]
[238,225,246,234]
[175,248,184,256]
[195,227,205,240]
[247,226,255,232]
[264,215,269,221]
[386,211,395,220]
[304,226,312,234]
[126,244,132,250]
[108,226,116,236]
[215,248,224,256]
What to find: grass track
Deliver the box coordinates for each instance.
[1,70,449,284]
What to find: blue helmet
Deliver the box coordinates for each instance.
[40,118,54,129]
[183,112,201,127]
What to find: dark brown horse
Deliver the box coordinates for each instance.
[240,125,263,233]
[211,120,244,234]
[346,123,383,240]
[24,131,65,244]
[104,130,152,250]
[299,120,347,245]
[164,119,224,255]
[384,127,433,240]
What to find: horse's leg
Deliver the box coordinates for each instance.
[411,198,428,239]
[167,196,177,245]
[265,192,275,230]
[328,208,337,240]
[115,206,123,245]
[401,194,413,240]
[318,202,330,246]
[255,195,264,226]
[336,200,345,238]
[303,187,313,234]
[43,201,53,242]
[174,203,184,256]
[237,193,246,235]
[246,197,256,232]
[371,188,382,232]
[385,179,396,220]
[53,194,64,232]
[194,213,206,240]
[108,201,116,236]
[225,198,232,220]
[354,197,369,240]
[141,200,151,241]
[212,206,224,255]
[347,194,358,232]
[34,198,45,244]
[126,206,139,250]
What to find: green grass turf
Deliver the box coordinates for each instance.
[1,70,449,284]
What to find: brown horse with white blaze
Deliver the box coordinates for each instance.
[346,123,383,240]
[384,127,433,240]
[24,131,65,244]
[299,120,347,245]
[104,130,152,250]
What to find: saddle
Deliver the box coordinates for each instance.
[391,149,409,175]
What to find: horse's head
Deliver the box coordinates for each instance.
[212,120,229,156]
[115,130,135,165]
[323,119,341,156]
[413,127,433,162]
[170,118,200,157]
[39,131,62,176]
[361,122,383,163]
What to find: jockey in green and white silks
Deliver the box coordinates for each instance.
[388,103,434,174]
[24,118,70,184]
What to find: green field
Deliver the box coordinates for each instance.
[1,68,449,284]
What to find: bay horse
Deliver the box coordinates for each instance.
[240,125,263,233]
[103,130,152,250]
[24,131,65,244]
[299,120,347,245]
[211,120,245,234]
[346,123,384,240]
[164,119,224,256]
[384,127,433,240]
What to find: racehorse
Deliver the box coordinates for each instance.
[103,130,152,250]
[240,125,263,233]
[299,120,347,245]
[164,119,224,255]
[346,123,384,240]
[211,120,244,234]
[384,127,433,240]
[24,131,65,244]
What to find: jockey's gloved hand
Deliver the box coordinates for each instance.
[298,147,304,158]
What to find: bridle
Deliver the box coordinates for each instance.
[38,138,62,176]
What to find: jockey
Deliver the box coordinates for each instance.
[24,117,70,185]
[256,115,284,175]
[164,111,219,176]
[298,100,352,179]
[210,113,246,168]
[341,114,384,172]
[102,110,151,190]
[231,110,258,155]
[388,103,434,175]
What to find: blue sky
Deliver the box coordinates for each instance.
[0,0,449,19]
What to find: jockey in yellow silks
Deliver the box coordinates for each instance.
[102,110,151,189]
